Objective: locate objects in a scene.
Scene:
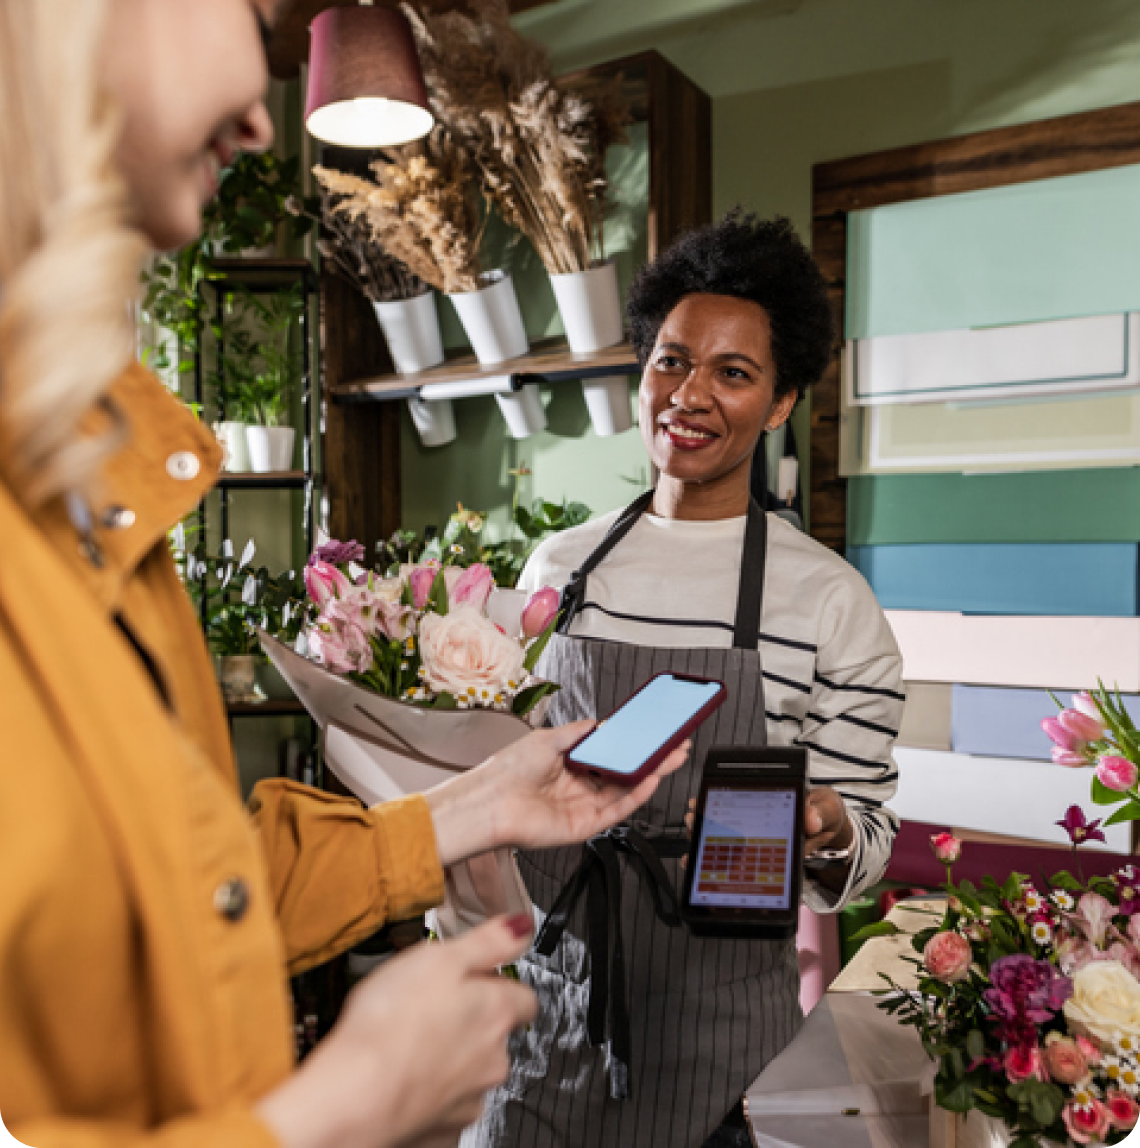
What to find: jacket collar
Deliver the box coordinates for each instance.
[40,364,221,614]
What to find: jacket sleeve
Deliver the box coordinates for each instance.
[5,1109,279,1148]
[248,780,446,975]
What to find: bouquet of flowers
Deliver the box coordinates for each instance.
[300,538,561,717]
[863,688,1140,1147]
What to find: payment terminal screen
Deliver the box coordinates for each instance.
[691,785,797,909]
[570,676,721,775]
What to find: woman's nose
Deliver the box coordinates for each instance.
[236,102,275,155]
[670,365,713,410]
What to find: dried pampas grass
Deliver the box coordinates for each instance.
[313,126,484,296]
[404,0,628,276]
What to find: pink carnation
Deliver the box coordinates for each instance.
[1063,1099,1112,1145]
[1003,1044,1047,1083]
[1106,1090,1139,1131]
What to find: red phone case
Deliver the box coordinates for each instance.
[565,672,727,786]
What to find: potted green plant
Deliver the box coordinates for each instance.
[203,151,316,257]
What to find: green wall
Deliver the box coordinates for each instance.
[400,0,1140,540]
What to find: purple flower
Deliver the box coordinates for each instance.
[310,539,365,568]
[1057,805,1107,847]
[984,955,1073,1049]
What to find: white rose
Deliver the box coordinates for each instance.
[418,606,526,704]
[1063,960,1140,1046]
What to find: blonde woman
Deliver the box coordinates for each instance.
[0,3,686,1146]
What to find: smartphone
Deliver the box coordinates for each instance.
[565,672,727,786]
[681,747,807,939]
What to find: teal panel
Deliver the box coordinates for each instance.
[847,470,1140,545]
[846,163,1140,339]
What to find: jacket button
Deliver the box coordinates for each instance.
[102,505,136,530]
[213,878,249,922]
[166,451,200,481]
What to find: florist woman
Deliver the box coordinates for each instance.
[0,2,686,1146]
[470,212,905,1148]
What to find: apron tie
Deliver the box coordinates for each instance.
[533,826,686,1100]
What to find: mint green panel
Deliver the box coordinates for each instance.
[847,469,1140,545]
[846,163,1140,339]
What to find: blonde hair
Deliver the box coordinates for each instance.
[0,0,148,510]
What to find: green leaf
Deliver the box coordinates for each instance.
[1104,801,1140,826]
[429,692,457,710]
[512,680,560,717]
[429,568,449,616]
[848,920,901,944]
[935,1076,975,1114]
[966,1029,986,1064]
[1093,776,1123,805]
[523,612,560,674]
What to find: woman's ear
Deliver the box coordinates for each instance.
[764,389,798,434]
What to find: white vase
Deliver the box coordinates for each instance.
[406,395,457,448]
[581,376,633,436]
[549,259,624,353]
[373,290,445,375]
[495,387,546,439]
[447,270,529,366]
[216,421,251,472]
[246,425,295,472]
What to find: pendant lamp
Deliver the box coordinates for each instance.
[305,2,434,148]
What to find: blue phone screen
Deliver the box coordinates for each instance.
[571,675,721,775]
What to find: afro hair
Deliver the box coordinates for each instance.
[626,210,834,401]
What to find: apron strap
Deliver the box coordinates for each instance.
[732,497,768,651]
[533,825,686,1100]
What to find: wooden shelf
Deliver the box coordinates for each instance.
[331,338,641,404]
[206,258,317,291]
[227,698,308,717]
[217,470,309,489]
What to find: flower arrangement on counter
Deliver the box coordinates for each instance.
[861,690,1140,1146]
[301,538,561,718]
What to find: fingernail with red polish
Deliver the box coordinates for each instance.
[506,913,534,939]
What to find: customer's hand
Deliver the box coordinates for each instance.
[426,722,690,867]
[255,914,537,1148]
[803,785,853,856]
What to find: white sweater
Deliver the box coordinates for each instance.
[519,509,904,912]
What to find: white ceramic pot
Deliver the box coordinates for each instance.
[447,270,529,366]
[218,654,259,704]
[405,395,456,448]
[246,425,295,472]
[495,386,546,439]
[581,376,633,436]
[216,421,251,472]
[549,259,624,353]
[373,290,445,375]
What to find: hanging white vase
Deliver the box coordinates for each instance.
[549,259,624,353]
[246,425,295,473]
[373,290,445,375]
[495,386,546,439]
[447,270,529,366]
[216,421,251,472]
[406,395,457,448]
[580,376,633,436]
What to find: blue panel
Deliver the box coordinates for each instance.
[846,543,1139,617]
[952,684,1140,760]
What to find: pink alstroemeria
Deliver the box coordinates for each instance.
[450,564,495,612]
[521,587,560,640]
[408,563,439,610]
[1052,745,1089,768]
[309,615,373,676]
[304,560,351,609]
[1041,716,1084,753]
[1096,754,1139,793]
[930,832,962,865]
[1075,892,1115,948]
[1058,708,1105,744]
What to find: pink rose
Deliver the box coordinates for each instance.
[930,832,962,865]
[1106,941,1140,982]
[1096,754,1138,793]
[304,560,351,608]
[923,931,972,983]
[521,586,560,640]
[1052,746,1089,768]
[1063,1099,1112,1145]
[1106,1090,1139,1131]
[1041,1034,1088,1085]
[1004,1044,1047,1083]
[408,563,439,610]
[1042,716,1084,753]
[450,563,495,612]
[309,614,373,675]
[418,606,527,703]
[1059,708,1105,743]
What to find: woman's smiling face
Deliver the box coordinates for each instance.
[639,293,796,503]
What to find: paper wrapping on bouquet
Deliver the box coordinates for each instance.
[259,601,545,939]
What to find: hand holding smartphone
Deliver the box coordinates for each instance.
[566,672,727,786]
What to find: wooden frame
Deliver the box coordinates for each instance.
[810,100,1140,553]
[323,50,711,556]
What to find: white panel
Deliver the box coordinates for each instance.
[894,747,1130,851]
[846,313,1139,406]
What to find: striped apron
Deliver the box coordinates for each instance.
[466,493,803,1148]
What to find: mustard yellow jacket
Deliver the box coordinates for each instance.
[0,366,445,1146]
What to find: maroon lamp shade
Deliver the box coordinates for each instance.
[305,6,434,148]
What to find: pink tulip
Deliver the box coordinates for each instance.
[930,832,962,865]
[1072,691,1104,723]
[408,564,439,610]
[304,560,351,609]
[1096,754,1139,793]
[1041,716,1083,753]
[1059,708,1105,743]
[1052,745,1089,768]
[451,563,495,612]
[521,586,561,640]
